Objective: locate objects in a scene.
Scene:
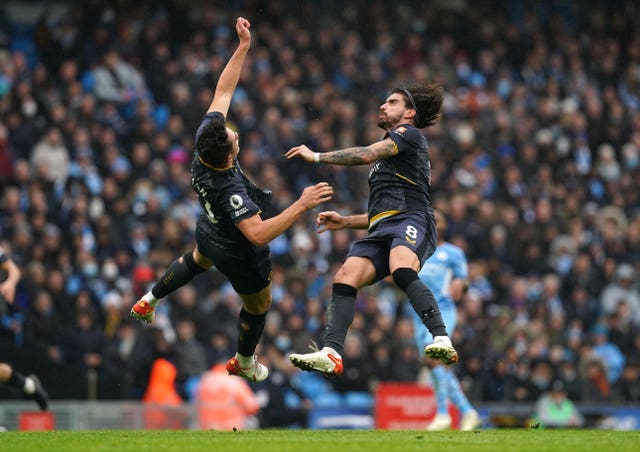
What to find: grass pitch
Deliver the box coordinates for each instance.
[2,429,638,452]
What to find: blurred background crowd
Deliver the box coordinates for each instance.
[0,0,639,419]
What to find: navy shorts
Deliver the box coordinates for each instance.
[347,211,436,284]
[195,224,272,295]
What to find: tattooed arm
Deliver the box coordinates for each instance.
[285,138,398,166]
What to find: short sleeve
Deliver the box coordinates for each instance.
[219,178,261,224]
[387,125,422,154]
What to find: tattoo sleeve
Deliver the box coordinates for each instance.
[319,139,397,166]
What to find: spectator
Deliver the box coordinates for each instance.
[30,127,70,189]
[142,357,186,429]
[173,318,208,394]
[590,324,626,384]
[600,263,640,327]
[195,359,260,431]
[613,363,640,403]
[102,319,153,399]
[580,358,612,403]
[92,50,149,107]
[23,289,63,365]
[534,379,585,428]
[331,332,375,393]
[255,344,312,429]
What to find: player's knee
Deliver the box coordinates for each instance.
[243,293,271,314]
[188,250,211,272]
[256,296,272,313]
[392,267,419,292]
[334,268,363,287]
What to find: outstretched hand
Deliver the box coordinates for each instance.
[285,145,315,162]
[299,182,333,210]
[316,211,346,233]
[235,17,251,44]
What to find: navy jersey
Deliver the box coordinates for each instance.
[367,124,432,228]
[190,112,267,250]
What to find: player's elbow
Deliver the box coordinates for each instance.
[244,230,269,247]
[237,217,272,247]
[362,152,378,165]
[250,236,270,247]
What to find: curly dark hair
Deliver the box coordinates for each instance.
[393,82,443,128]
[195,117,233,167]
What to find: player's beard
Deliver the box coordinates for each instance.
[377,111,402,130]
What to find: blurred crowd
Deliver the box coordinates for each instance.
[0,0,639,411]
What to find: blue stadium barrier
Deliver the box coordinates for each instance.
[344,392,374,409]
[314,392,343,408]
[294,372,332,401]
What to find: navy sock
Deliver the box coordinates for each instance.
[324,283,358,355]
[151,252,207,299]
[393,268,447,337]
[236,308,267,357]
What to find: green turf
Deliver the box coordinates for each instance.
[1,429,638,452]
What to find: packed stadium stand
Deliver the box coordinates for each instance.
[0,0,638,429]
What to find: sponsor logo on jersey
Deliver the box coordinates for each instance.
[230,194,244,209]
[396,126,407,134]
[436,250,448,260]
[405,236,417,245]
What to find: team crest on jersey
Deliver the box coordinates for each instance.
[230,194,244,209]
[436,250,448,260]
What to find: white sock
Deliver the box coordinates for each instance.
[434,336,452,346]
[236,353,254,368]
[23,377,36,395]
[142,291,160,307]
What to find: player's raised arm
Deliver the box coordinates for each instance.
[285,138,397,166]
[207,17,251,116]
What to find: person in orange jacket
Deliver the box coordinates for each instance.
[142,358,185,429]
[195,361,259,430]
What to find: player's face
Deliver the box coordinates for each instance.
[226,127,240,158]
[377,93,412,129]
